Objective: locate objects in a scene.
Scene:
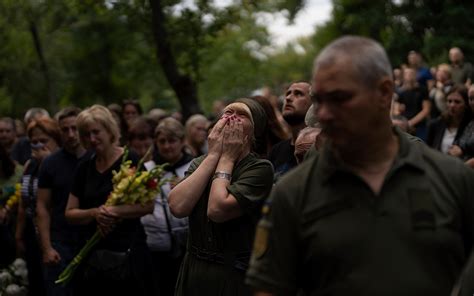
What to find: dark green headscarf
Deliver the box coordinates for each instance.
[235,98,267,155]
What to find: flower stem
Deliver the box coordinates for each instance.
[55,230,101,285]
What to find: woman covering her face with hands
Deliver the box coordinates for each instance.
[16,118,61,296]
[169,98,274,296]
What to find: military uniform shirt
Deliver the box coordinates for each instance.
[246,129,474,296]
[175,152,274,296]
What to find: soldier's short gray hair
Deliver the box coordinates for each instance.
[313,36,392,88]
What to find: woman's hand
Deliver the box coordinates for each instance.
[207,116,229,158]
[221,116,246,162]
[448,145,463,157]
[43,247,61,265]
[465,158,474,168]
[0,208,8,225]
[96,206,120,236]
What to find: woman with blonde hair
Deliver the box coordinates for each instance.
[184,114,209,157]
[65,105,153,295]
[429,63,454,118]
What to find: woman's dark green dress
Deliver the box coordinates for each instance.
[175,153,273,296]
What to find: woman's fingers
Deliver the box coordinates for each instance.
[97,206,118,227]
[212,116,229,135]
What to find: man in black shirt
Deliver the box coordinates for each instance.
[269,82,312,181]
[36,107,88,295]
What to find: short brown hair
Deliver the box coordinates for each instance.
[27,118,62,146]
[128,116,156,140]
[55,106,82,122]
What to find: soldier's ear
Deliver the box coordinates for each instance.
[376,77,394,110]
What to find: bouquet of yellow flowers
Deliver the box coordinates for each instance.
[0,183,21,211]
[55,148,166,285]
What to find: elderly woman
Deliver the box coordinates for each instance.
[65,105,153,295]
[16,118,61,296]
[141,117,193,295]
[169,98,274,295]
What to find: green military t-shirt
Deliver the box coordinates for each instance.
[175,152,274,296]
[246,129,474,296]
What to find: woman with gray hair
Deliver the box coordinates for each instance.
[141,117,193,295]
[65,105,153,295]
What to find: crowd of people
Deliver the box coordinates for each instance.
[0,36,473,296]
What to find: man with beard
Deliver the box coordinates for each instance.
[36,107,89,295]
[247,36,474,296]
[268,82,312,181]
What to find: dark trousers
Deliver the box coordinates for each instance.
[43,241,77,296]
[0,223,16,268]
[24,217,46,296]
[151,251,183,296]
[73,245,153,296]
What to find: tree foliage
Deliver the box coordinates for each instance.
[313,0,474,67]
[0,0,309,118]
[2,0,472,118]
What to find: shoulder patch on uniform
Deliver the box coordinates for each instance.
[252,218,270,259]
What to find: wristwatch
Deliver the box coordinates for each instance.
[213,171,232,181]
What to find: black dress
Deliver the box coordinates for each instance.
[70,152,152,296]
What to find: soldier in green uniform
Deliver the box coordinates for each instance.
[246,36,474,296]
[169,98,274,295]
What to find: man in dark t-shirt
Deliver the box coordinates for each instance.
[269,82,312,181]
[10,137,31,165]
[407,50,434,88]
[36,107,87,295]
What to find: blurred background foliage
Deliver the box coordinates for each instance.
[1,0,474,118]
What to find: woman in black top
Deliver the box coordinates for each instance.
[65,105,153,295]
[16,118,62,296]
[449,85,474,167]
[426,85,472,153]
